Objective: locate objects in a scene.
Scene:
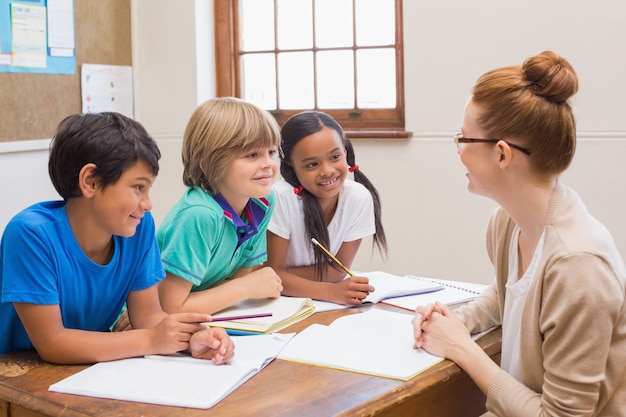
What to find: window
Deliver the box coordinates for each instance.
[214,0,407,138]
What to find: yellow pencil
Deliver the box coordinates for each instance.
[311,237,354,277]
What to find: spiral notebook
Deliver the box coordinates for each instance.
[380,277,488,312]
[359,271,445,303]
[310,271,444,313]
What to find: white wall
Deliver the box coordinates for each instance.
[2,0,625,285]
[0,141,59,229]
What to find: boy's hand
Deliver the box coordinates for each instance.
[189,327,235,364]
[240,266,283,299]
[112,309,132,332]
[151,313,211,354]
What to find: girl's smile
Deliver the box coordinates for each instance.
[290,127,348,201]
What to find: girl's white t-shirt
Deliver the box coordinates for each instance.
[268,178,375,267]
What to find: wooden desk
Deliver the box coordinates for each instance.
[0,304,501,417]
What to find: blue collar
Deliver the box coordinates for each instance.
[213,193,270,248]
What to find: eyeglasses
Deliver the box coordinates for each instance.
[454,133,531,156]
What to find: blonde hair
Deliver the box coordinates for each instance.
[182,97,281,194]
[472,50,578,175]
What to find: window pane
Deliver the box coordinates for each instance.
[315,0,353,48]
[241,53,277,109]
[222,0,405,131]
[355,0,395,46]
[240,0,275,51]
[357,48,396,108]
[317,50,354,109]
[278,52,314,109]
[277,0,312,50]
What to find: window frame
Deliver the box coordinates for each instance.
[214,0,408,138]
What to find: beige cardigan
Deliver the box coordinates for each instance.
[455,182,626,417]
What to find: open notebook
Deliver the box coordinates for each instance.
[49,333,294,409]
[278,308,444,381]
[207,296,315,333]
[312,271,446,313]
[381,277,488,311]
[278,308,495,381]
[358,271,444,303]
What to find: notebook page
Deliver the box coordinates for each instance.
[49,333,294,409]
[278,309,443,381]
[382,277,488,311]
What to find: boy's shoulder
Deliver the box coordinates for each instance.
[159,188,227,232]
[170,187,223,214]
[8,201,65,228]
[2,201,68,249]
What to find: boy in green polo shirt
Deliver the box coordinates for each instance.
[156,98,284,314]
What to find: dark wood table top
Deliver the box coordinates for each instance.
[0,304,501,417]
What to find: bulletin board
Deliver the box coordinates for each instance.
[0,0,76,75]
[0,0,131,142]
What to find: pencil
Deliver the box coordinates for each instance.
[210,313,273,322]
[225,329,262,336]
[311,237,354,277]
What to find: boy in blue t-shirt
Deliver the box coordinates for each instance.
[0,112,234,364]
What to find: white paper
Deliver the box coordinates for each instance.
[11,4,47,68]
[47,0,75,57]
[382,278,488,311]
[358,271,444,303]
[81,63,134,117]
[278,308,444,381]
[49,333,294,409]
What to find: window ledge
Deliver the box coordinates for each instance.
[344,130,412,139]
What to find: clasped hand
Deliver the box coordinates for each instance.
[411,302,471,361]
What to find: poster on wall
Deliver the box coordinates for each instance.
[81,63,134,118]
[0,0,75,74]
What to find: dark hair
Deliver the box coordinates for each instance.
[48,112,161,200]
[472,50,578,175]
[280,111,387,280]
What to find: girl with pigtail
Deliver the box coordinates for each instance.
[266,111,387,305]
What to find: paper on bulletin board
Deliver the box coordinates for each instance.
[10,3,47,68]
[0,0,76,74]
[47,0,75,57]
[81,63,134,118]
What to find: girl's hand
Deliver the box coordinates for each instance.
[150,313,211,354]
[189,327,235,364]
[330,276,374,305]
[239,267,283,299]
